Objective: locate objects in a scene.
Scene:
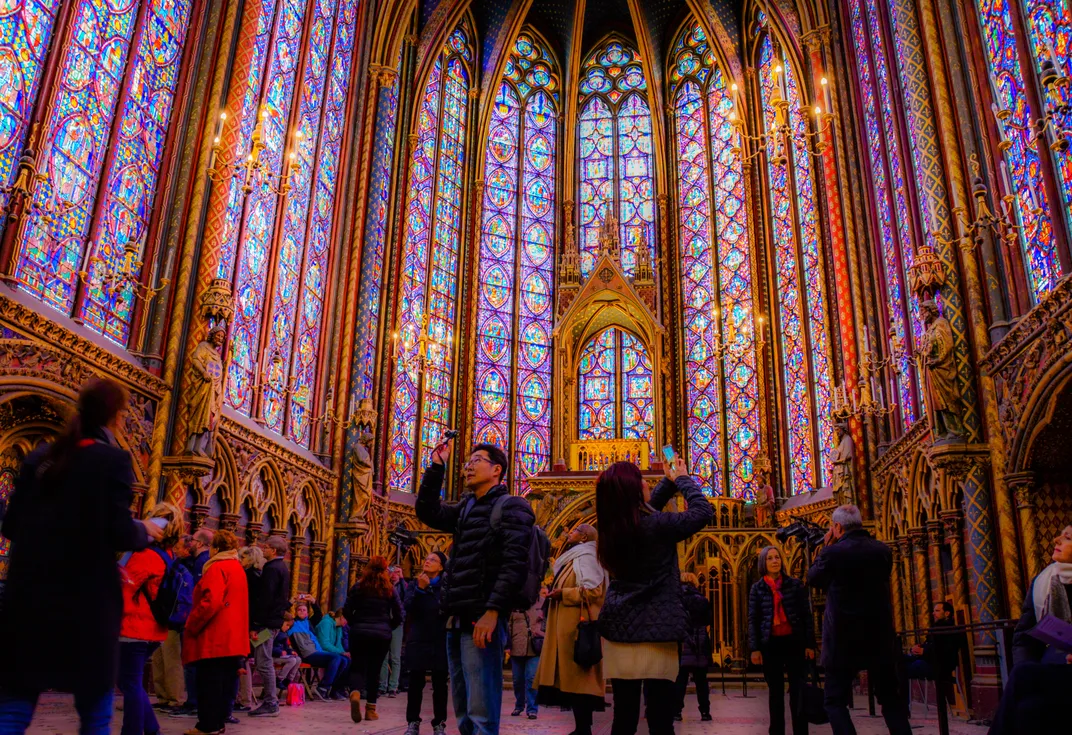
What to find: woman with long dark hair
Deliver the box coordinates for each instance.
[596,457,714,735]
[0,378,163,734]
[344,555,402,723]
[748,546,814,735]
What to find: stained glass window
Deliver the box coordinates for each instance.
[973,0,1063,299]
[472,31,558,492]
[759,34,834,495]
[578,327,653,447]
[387,25,472,492]
[669,21,760,499]
[12,0,194,343]
[577,38,653,278]
[848,0,920,430]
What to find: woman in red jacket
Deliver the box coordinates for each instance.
[182,530,249,735]
[119,503,184,735]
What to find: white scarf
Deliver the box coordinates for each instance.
[553,541,606,590]
[1032,561,1072,620]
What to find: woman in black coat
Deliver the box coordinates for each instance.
[675,574,713,722]
[748,546,815,735]
[403,551,449,733]
[343,555,403,723]
[0,379,162,732]
[596,457,714,735]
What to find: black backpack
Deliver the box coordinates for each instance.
[142,547,195,630]
[460,494,550,611]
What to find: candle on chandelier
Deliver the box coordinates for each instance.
[731,82,740,109]
[820,76,832,116]
[990,103,1007,142]
[999,160,1014,198]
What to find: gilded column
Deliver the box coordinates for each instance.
[927,520,947,603]
[310,542,327,603]
[888,541,906,634]
[1006,472,1043,581]
[909,528,932,635]
[941,509,970,619]
[289,538,303,600]
[898,537,917,639]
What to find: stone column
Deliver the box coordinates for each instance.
[189,504,210,531]
[940,509,970,620]
[310,543,327,603]
[244,521,262,546]
[898,537,917,640]
[1006,472,1043,581]
[888,541,906,634]
[731,573,742,659]
[909,528,932,635]
[289,537,304,600]
[928,520,947,603]
[218,513,239,532]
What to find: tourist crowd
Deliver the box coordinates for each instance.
[0,378,1068,735]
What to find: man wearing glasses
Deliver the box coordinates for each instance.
[415,439,536,735]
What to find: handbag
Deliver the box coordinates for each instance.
[797,663,829,725]
[573,590,602,668]
[286,682,305,707]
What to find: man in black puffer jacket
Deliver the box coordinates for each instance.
[416,439,535,735]
[248,535,291,717]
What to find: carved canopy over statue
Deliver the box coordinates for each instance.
[185,326,226,457]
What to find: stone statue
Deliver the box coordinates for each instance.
[185,326,226,456]
[919,299,965,441]
[348,429,375,521]
[754,466,776,527]
[829,422,854,505]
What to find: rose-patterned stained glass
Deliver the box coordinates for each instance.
[578,327,653,447]
[670,21,760,499]
[78,0,195,344]
[973,0,1061,299]
[1023,1,1072,239]
[226,0,309,416]
[577,38,653,278]
[214,0,277,282]
[0,468,11,556]
[351,56,401,408]
[0,0,64,213]
[848,0,918,430]
[387,27,471,492]
[14,0,142,313]
[759,37,833,494]
[260,0,338,436]
[472,31,557,492]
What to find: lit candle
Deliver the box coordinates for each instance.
[731,82,740,109]
[820,76,832,115]
[1000,160,1014,197]
[991,103,1007,141]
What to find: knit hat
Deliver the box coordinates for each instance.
[431,550,448,568]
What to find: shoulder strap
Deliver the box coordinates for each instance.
[149,545,173,569]
[489,494,509,531]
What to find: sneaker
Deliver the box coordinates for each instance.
[405,722,421,735]
[232,703,251,712]
[433,723,447,735]
[527,713,538,720]
[226,714,240,724]
[248,703,279,718]
[388,689,398,698]
[316,686,331,700]
[700,713,713,722]
[170,704,199,719]
[511,708,523,717]
[331,691,348,701]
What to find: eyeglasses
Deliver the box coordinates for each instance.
[463,456,492,468]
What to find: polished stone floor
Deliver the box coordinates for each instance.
[24,688,989,734]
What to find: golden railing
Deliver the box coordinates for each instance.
[569,439,650,471]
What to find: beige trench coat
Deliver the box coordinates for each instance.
[532,560,605,698]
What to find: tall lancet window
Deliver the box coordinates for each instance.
[973,0,1068,299]
[472,31,558,491]
[847,0,921,431]
[758,33,834,495]
[578,327,654,446]
[5,0,196,344]
[577,37,654,278]
[669,21,760,499]
[387,25,473,492]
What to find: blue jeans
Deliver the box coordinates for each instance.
[119,641,160,735]
[447,621,507,735]
[303,652,349,690]
[0,689,114,735]
[510,656,538,714]
[379,625,404,692]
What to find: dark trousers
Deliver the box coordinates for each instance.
[118,641,160,735]
[761,636,807,735]
[350,634,391,704]
[195,656,241,733]
[612,678,676,735]
[674,666,710,716]
[824,664,910,735]
[572,700,595,735]
[406,668,449,726]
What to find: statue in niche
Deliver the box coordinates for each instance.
[185,326,226,457]
[829,422,855,506]
[919,299,966,441]
[347,398,377,521]
[753,464,776,527]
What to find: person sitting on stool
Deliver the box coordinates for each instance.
[901,601,964,709]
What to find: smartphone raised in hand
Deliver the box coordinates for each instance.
[661,444,676,464]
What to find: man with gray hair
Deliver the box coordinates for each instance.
[807,505,910,735]
[248,535,291,717]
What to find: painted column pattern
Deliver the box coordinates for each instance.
[927,520,947,602]
[1007,472,1042,580]
[941,510,970,621]
[910,528,931,634]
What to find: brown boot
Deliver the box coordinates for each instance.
[365,703,379,721]
[349,691,362,723]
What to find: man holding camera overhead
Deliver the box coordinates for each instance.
[415,437,535,735]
